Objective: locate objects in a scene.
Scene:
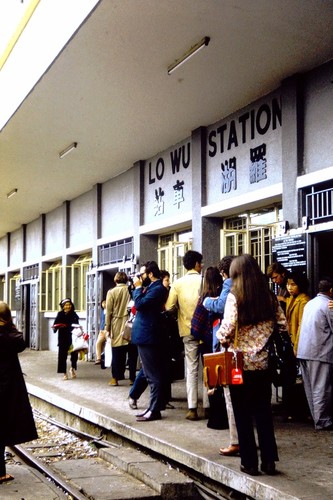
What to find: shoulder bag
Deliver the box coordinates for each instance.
[121,314,135,342]
[266,323,297,387]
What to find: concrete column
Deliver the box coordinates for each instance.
[91,183,102,266]
[281,75,304,229]
[191,126,206,252]
[191,126,220,266]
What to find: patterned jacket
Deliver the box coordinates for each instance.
[217,293,288,371]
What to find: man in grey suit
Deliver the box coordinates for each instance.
[297,277,333,430]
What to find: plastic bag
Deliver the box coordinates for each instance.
[104,338,112,368]
[71,324,89,352]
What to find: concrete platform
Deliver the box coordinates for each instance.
[0,463,68,499]
[13,350,333,500]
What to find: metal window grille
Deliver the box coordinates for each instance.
[23,264,39,281]
[98,238,134,266]
[305,185,333,225]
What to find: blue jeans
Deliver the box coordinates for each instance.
[129,367,148,400]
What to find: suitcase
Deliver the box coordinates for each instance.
[203,350,243,387]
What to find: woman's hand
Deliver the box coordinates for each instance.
[220,337,231,349]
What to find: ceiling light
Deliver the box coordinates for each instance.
[59,142,78,159]
[167,36,210,75]
[7,188,18,199]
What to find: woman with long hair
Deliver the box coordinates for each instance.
[194,266,223,352]
[217,254,287,476]
[284,270,310,421]
[285,271,310,355]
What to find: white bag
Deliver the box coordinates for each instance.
[104,338,112,368]
[71,324,89,352]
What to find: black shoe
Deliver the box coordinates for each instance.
[136,409,149,417]
[128,398,138,410]
[317,424,333,431]
[136,412,161,422]
[240,465,259,476]
[261,462,276,475]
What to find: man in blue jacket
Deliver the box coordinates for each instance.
[131,261,168,422]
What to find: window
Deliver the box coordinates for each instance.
[9,273,20,310]
[40,262,62,312]
[303,181,333,226]
[158,231,192,282]
[71,255,92,312]
[98,238,134,266]
[23,264,39,281]
[221,206,281,272]
[0,276,5,301]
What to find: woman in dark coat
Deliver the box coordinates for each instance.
[52,298,80,380]
[0,301,38,483]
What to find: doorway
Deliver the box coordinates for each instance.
[308,230,333,296]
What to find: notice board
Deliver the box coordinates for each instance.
[272,233,306,273]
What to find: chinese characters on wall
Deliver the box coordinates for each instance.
[147,96,282,219]
[148,142,190,219]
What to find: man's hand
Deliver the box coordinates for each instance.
[133,275,142,287]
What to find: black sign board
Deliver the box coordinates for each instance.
[272,233,307,273]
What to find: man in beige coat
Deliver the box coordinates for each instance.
[105,272,136,386]
[166,250,207,420]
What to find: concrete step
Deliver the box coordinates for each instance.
[99,446,198,499]
[52,456,161,499]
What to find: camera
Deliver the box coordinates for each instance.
[128,272,141,283]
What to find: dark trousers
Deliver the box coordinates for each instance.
[129,367,148,400]
[229,370,279,469]
[138,344,164,415]
[129,364,171,409]
[57,344,78,373]
[127,343,138,381]
[0,444,5,476]
[112,344,138,381]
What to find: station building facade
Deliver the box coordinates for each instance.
[0,59,332,356]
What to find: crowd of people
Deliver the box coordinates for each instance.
[47,251,333,478]
[1,249,332,485]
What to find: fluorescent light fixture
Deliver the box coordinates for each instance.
[7,188,18,199]
[59,142,78,159]
[167,36,210,75]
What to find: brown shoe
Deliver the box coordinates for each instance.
[186,409,199,421]
[219,444,240,456]
[108,378,118,386]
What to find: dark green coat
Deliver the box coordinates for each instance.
[0,324,38,445]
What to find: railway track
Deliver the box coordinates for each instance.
[9,445,90,500]
[8,410,222,499]
[8,410,114,499]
